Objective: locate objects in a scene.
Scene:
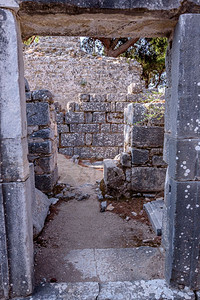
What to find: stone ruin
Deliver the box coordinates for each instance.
[1,1,200,299]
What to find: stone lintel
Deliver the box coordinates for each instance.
[18,1,200,38]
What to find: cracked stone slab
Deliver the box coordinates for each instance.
[98,280,195,300]
[0,0,19,10]
[16,282,99,300]
[144,199,164,236]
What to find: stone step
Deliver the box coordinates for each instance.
[16,279,195,300]
[144,199,164,236]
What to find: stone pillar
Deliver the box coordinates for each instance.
[163,14,200,289]
[0,6,34,298]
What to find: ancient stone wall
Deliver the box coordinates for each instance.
[26,89,58,193]
[23,36,143,110]
[56,92,144,159]
[104,102,167,197]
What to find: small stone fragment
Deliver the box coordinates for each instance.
[100,201,107,212]
[77,193,90,201]
[50,198,59,205]
[106,204,114,211]
[131,211,137,217]
[125,216,130,221]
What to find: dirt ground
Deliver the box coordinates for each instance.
[34,154,164,285]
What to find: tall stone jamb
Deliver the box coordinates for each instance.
[163,14,200,289]
[0,8,34,298]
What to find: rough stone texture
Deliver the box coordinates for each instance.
[132,126,164,148]
[26,90,58,193]
[18,1,200,39]
[0,186,9,299]
[163,14,200,290]
[132,167,166,192]
[98,280,195,300]
[33,188,51,238]
[0,8,34,298]
[23,37,143,108]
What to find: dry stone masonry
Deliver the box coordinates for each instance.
[23,36,143,109]
[26,88,58,193]
[104,102,167,197]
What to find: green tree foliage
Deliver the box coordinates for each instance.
[81,37,168,88]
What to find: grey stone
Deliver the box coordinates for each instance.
[28,141,52,154]
[67,102,75,111]
[101,124,110,132]
[131,148,149,165]
[61,133,85,147]
[33,188,50,238]
[35,155,57,174]
[70,124,99,133]
[144,199,164,236]
[25,91,32,102]
[100,201,107,212]
[107,112,124,124]
[59,147,74,156]
[32,89,53,103]
[65,111,84,124]
[131,167,166,192]
[0,0,19,11]
[57,124,70,134]
[93,112,106,123]
[74,147,118,159]
[35,167,58,193]
[164,178,200,289]
[93,133,123,147]
[120,152,131,167]
[79,93,90,102]
[107,93,126,102]
[85,112,93,123]
[98,280,195,300]
[110,124,118,132]
[30,128,54,140]
[0,185,9,299]
[27,102,50,126]
[132,126,164,148]
[2,179,33,298]
[85,133,92,146]
[104,159,125,188]
[77,193,90,201]
[81,102,111,112]
[16,282,99,300]
[116,102,130,112]
[56,112,64,124]
[152,155,167,167]
[1,137,29,182]
[90,94,107,102]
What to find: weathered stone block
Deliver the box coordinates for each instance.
[56,112,64,124]
[93,112,106,123]
[2,179,33,297]
[25,91,32,102]
[85,112,93,123]
[111,124,118,132]
[107,112,124,123]
[104,159,125,188]
[74,147,118,159]
[116,102,130,112]
[28,141,52,154]
[131,167,166,192]
[90,94,107,102]
[101,124,111,132]
[57,124,70,133]
[67,102,75,111]
[93,133,123,147]
[59,147,74,156]
[132,126,164,148]
[33,188,51,238]
[131,148,149,165]
[35,155,57,174]
[167,137,200,181]
[65,111,84,124]
[81,102,111,112]
[70,124,99,133]
[107,93,126,102]
[165,178,200,289]
[35,166,58,193]
[32,89,53,103]
[27,102,50,126]
[60,133,85,147]
[1,137,29,182]
[120,152,131,167]
[152,155,167,167]
[79,93,90,102]
[0,185,9,299]
[85,134,92,146]
[30,128,54,140]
